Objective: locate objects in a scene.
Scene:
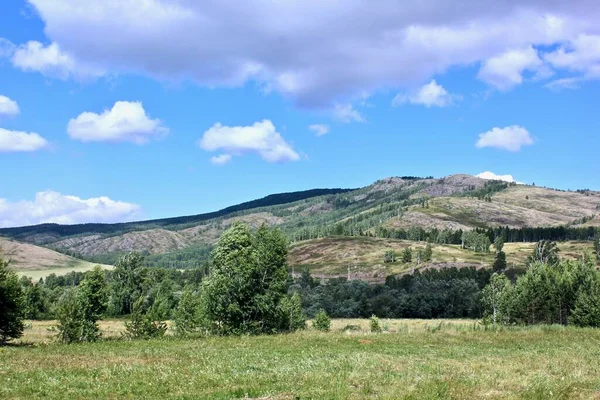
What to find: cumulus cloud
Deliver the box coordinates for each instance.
[476,171,523,184]
[22,1,600,104]
[478,46,549,90]
[308,124,329,136]
[0,191,141,228]
[198,119,300,163]
[0,128,48,152]
[333,104,364,123]
[0,95,19,117]
[67,101,168,144]
[392,80,458,107]
[10,41,103,80]
[475,125,534,152]
[210,154,232,165]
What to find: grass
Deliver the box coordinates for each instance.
[2,320,600,399]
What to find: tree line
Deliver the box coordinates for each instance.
[1,223,599,345]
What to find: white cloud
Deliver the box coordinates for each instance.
[475,125,534,152]
[67,101,168,144]
[11,41,103,80]
[544,34,600,88]
[392,80,458,107]
[0,191,141,228]
[24,1,600,104]
[333,104,364,123]
[308,124,329,136]
[477,46,548,90]
[198,119,300,163]
[210,154,232,165]
[0,128,48,152]
[0,95,19,117]
[476,171,523,184]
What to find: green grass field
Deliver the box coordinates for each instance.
[2,319,600,399]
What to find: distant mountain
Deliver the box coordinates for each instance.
[1,174,599,269]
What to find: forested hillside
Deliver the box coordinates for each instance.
[1,174,599,271]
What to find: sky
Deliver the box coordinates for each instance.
[0,0,599,228]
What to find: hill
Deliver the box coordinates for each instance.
[0,237,112,280]
[1,174,598,272]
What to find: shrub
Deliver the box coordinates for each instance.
[124,297,168,339]
[341,324,361,332]
[312,309,331,332]
[370,315,382,333]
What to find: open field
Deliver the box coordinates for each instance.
[288,237,594,278]
[2,319,600,399]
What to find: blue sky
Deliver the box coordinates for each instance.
[0,0,599,227]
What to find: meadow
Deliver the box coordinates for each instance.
[2,319,600,399]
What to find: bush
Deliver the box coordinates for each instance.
[341,324,361,332]
[370,315,382,333]
[312,309,331,332]
[124,297,168,339]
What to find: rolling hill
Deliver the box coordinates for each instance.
[1,174,598,276]
[0,237,113,280]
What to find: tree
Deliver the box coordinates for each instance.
[401,247,412,263]
[492,250,507,273]
[528,240,560,266]
[173,286,204,336]
[109,252,145,316]
[383,250,396,263]
[571,280,600,327]
[422,243,433,262]
[0,258,24,344]
[123,296,168,339]
[21,278,47,320]
[494,237,504,253]
[202,222,300,335]
[312,309,331,331]
[481,273,512,324]
[55,267,108,343]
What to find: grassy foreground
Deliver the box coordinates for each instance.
[2,320,600,399]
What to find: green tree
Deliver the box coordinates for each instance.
[279,292,306,332]
[383,250,396,263]
[528,240,560,266]
[109,252,145,316]
[21,278,48,320]
[202,223,300,335]
[401,247,412,263]
[494,237,504,253]
[481,273,512,324]
[312,309,331,332]
[422,243,433,262]
[173,285,204,336]
[492,250,507,273]
[0,258,24,344]
[571,280,600,327]
[123,296,168,339]
[55,267,108,343]
[370,315,382,333]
